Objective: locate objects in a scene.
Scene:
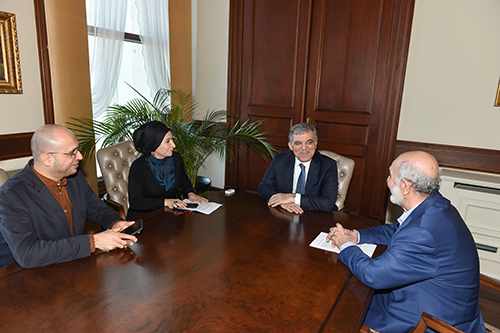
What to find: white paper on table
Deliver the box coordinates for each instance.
[182,199,222,215]
[309,232,377,258]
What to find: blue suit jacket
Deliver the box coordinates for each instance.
[339,192,486,333]
[258,150,338,212]
[0,160,122,269]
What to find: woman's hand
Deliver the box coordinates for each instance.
[188,192,209,204]
[164,198,187,209]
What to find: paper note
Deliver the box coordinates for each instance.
[182,199,222,215]
[309,232,377,258]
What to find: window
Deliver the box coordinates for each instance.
[86,0,153,123]
[86,0,172,175]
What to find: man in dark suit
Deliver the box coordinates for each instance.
[258,123,338,214]
[327,151,486,333]
[0,124,137,269]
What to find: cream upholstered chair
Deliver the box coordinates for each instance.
[0,168,9,188]
[97,141,139,219]
[319,150,355,212]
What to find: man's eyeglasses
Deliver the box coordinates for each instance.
[47,146,82,158]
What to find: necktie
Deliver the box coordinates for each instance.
[296,163,306,194]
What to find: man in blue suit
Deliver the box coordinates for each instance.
[258,123,338,214]
[327,151,486,332]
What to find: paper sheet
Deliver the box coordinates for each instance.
[181,199,222,215]
[309,232,377,258]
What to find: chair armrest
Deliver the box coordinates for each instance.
[359,325,380,333]
[103,193,126,220]
[480,274,500,332]
[409,312,465,333]
[338,205,350,213]
[481,274,500,291]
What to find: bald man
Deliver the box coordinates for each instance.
[327,151,486,332]
[0,125,137,269]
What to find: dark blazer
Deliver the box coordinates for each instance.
[127,152,194,220]
[339,192,486,333]
[258,150,338,212]
[0,160,122,269]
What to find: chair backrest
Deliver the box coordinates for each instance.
[0,168,9,188]
[97,141,139,215]
[319,150,355,211]
[409,312,465,333]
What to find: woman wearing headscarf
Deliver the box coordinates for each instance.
[127,121,208,220]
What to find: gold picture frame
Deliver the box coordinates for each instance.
[0,11,22,94]
[495,78,500,107]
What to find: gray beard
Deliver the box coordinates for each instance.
[389,188,403,206]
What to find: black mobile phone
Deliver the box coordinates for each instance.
[121,219,143,236]
[186,203,199,209]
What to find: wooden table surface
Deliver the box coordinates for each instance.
[0,191,381,333]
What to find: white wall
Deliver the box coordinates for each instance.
[192,0,229,189]
[0,0,45,171]
[387,0,500,223]
[398,0,500,150]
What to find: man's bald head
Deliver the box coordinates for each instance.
[31,125,76,162]
[392,151,441,196]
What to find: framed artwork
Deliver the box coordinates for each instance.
[496,78,500,107]
[0,11,22,94]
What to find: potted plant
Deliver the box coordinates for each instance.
[68,87,276,189]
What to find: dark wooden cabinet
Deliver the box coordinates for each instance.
[226,0,415,221]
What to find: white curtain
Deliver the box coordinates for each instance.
[87,0,128,122]
[136,0,171,94]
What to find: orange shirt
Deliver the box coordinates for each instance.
[31,166,96,252]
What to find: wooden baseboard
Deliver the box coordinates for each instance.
[395,141,500,175]
[0,132,33,161]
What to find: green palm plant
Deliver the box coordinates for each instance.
[67,87,276,187]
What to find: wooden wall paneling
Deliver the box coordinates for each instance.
[395,141,500,176]
[0,132,33,161]
[304,0,416,219]
[228,0,313,192]
[34,0,54,125]
[305,0,390,215]
[227,0,416,221]
[226,0,244,189]
[367,0,416,220]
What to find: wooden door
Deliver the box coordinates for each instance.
[226,0,313,192]
[226,0,415,221]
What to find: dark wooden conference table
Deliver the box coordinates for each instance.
[0,191,381,333]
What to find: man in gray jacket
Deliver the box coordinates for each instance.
[0,124,137,268]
